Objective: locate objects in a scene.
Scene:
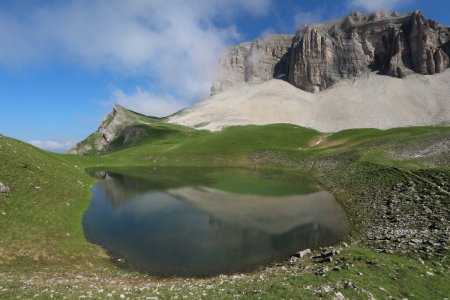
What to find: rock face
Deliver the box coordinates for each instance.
[69,105,150,155]
[211,34,293,94]
[289,10,450,92]
[104,125,147,152]
[213,11,450,93]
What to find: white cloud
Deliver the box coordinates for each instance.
[29,140,76,153]
[294,11,324,30]
[111,88,188,117]
[0,0,272,115]
[348,0,409,11]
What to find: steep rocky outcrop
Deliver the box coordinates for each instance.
[213,11,450,93]
[70,105,196,155]
[69,105,152,155]
[211,34,293,94]
[289,10,450,92]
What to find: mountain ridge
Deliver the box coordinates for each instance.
[70,10,450,155]
[212,10,450,93]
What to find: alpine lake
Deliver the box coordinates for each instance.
[83,167,349,276]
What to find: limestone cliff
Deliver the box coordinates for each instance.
[69,105,152,155]
[211,34,293,94]
[213,11,450,93]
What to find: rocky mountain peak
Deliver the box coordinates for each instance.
[112,104,126,114]
[213,10,450,93]
[69,104,151,155]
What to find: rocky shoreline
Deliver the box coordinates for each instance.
[315,156,450,263]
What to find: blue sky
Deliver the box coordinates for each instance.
[0,0,449,152]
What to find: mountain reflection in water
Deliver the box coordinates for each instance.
[83,169,348,276]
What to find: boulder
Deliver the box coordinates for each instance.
[296,248,311,258]
[0,182,10,195]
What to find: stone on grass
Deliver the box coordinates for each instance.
[0,182,10,194]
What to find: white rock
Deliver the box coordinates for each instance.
[333,292,347,300]
[321,284,332,293]
[297,248,311,258]
[0,182,10,194]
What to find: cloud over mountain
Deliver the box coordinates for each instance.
[0,0,271,115]
[348,0,410,11]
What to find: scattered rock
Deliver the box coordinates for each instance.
[314,247,341,262]
[365,171,449,258]
[343,281,358,291]
[321,249,340,258]
[316,266,329,276]
[323,257,333,263]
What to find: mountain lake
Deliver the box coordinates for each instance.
[83,167,349,276]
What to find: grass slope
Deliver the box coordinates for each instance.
[0,137,106,268]
[0,124,449,299]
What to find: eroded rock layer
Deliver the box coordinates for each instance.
[213,11,450,93]
[211,34,293,94]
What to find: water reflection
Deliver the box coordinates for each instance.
[83,169,348,276]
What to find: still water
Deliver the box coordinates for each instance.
[83,168,348,276]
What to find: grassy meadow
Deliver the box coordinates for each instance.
[0,123,449,299]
